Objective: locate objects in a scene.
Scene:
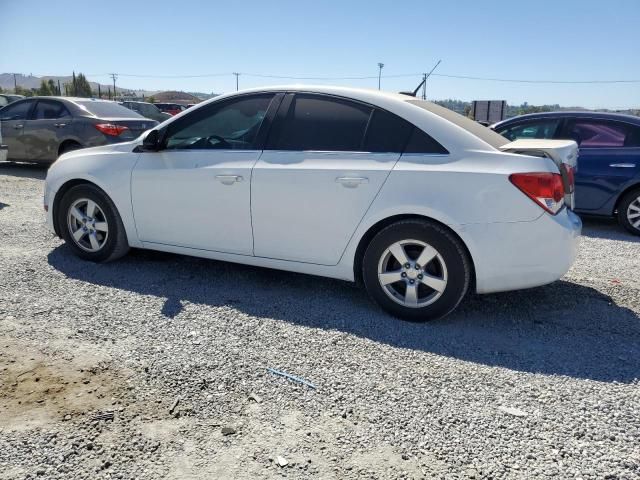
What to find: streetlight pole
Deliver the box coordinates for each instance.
[110,73,118,100]
[377,63,384,90]
[233,72,240,91]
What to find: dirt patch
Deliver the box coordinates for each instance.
[0,337,125,430]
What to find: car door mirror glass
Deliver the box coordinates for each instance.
[141,130,160,151]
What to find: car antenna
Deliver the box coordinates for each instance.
[399,60,442,97]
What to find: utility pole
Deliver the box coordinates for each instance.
[13,73,17,92]
[110,73,118,100]
[58,79,62,96]
[233,72,240,91]
[98,84,101,98]
[377,63,384,90]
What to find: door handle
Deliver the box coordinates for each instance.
[14,124,23,129]
[53,123,67,128]
[336,176,369,188]
[215,175,243,185]
[609,163,636,168]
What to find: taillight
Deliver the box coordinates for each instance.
[509,172,565,215]
[564,164,576,192]
[95,123,129,136]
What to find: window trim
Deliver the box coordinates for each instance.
[157,92,284,152]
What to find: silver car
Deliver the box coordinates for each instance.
[0,97,157,164]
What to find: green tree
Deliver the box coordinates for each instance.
[147,95,156,104]
[74,73,93,97]
[47,79,57,95]
[0,85,3,93]
[37,79,53,95]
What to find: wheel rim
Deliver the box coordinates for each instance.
[67,198,109,252]
[377,239,448,308]
[627,196,640,230]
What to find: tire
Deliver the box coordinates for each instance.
[58,141,82,157]
[362,220,471,322]
[57,184,129,262]
[617,188,640,236]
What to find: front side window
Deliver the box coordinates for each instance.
[565,120,638,148]
[164,94,274,150]
[0,100,33,121]
[33,100,69,120]
[497,119,561,141]
[271,94,371,151]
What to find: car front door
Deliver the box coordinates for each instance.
[23,100,73,162]
[0,99,35,161]
[252,93,410,265]
[131,93,279,255]
[560,119,640,212]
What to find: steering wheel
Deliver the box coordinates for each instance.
[206,135,230,147]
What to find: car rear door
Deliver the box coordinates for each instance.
[251,93,409,265]
[559,118,640,212]
[23,99,73,162]
[0,99,35,161]
[131,93,280,254]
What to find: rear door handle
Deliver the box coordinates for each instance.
[609,163,636,168]
[14,124,23,129]
[336,176,369,188]
[53,123,67,128]
[215,175,243,185]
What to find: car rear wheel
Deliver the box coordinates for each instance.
[58,184,129,262]
[618,188,640,236]
[362,220,471,322]
[58,141,82,158]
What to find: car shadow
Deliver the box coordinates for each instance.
[581,217,640,242]
[0,161,48,179]
[47,245,640,384]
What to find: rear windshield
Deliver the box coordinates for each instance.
[76,101,144,118]
[407,99,508,149]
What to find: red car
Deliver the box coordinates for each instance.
[153,103,187,116]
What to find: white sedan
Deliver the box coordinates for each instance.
[44,86,581,321]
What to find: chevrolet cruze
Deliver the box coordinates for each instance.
[44,86,581,321]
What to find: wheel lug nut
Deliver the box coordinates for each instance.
[418,274,423,280]
[415,264,421,270]
[404,263,410,269]
[409,279,415,284]
[401,272,407,278]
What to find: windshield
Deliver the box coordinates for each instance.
[76,101,144,118]
[407,99,509,149]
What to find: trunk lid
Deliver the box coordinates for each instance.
[95,118,158,140]
[500,139,578,209]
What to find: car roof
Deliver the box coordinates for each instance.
[494,110,640,128]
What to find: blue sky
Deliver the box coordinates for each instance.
[1,0,639,108]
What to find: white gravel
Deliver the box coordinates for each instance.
[1,162,639,479]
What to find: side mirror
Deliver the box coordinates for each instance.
[140,129,160,152]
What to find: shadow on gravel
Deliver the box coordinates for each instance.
[0,162,48,180]
[48,245,640,384]
[581,217,640,242]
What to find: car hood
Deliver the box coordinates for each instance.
[57,138,142,163]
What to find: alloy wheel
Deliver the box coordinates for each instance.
[67,198,109,252]
[627,196,640,230]
[377,239,448,308]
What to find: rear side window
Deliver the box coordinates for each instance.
[497,119,560,141]
[363,109,413,153]
[272,94,371,151]
[404,128,449,154]
[565,119,640,148]
[33,100,69,120]
[0,100,33,121]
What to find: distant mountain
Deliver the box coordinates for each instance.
[0,73,154,96]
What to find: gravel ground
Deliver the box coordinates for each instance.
[0,162,639,480]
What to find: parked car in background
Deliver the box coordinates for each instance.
[0,97,157,164]
[120,101,171,122]
[493,112,640,235]
[0,126,6,162]
[0,94,25,108]
[44,86,580,321]
[153,103,187,116]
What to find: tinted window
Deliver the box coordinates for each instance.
[0,100,33,121]
[497,119,560,141]
[565,120,640,148]
[33,100,69,120]
[272,94,371,151]
[363,109,413,153]
[76,101,144,118]
[404,127,449,154]
[164,94,273,150]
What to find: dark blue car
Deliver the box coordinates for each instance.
[492,112,640,235]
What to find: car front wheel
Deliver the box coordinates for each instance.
[58,184,129,262]
[362,220,471,321]
[618,188,640,236]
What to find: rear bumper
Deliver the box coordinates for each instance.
[460,208,581,294]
